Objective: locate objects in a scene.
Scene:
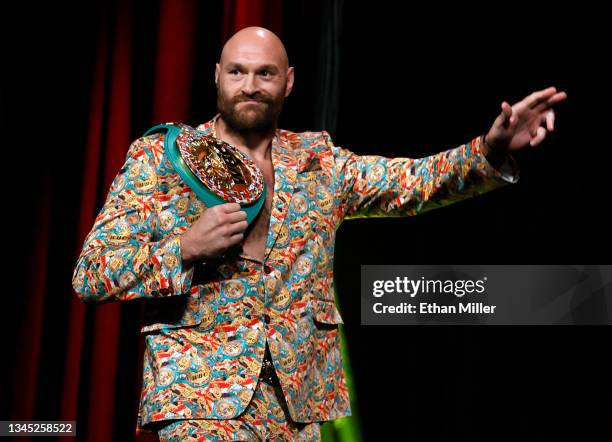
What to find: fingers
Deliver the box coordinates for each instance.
[527,86,558,109]
[542,91,567,109]
[531,106,557,145]
[227,232,245,247]
[530,126,547,147]
[506,103,519,128]
[496,102,517,133]
[209,203,246,223]
[220,202,242,213]
[546,110,555,132]
[500,101,513,125]
[202,204,247,233]
[501,101,512,118]
[220,205,247,234]
[227,219,248,235]
[226,209,247,224]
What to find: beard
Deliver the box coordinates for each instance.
[216,84,285,135]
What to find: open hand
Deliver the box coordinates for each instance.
[485,86,567,153]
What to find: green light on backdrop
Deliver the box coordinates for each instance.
[321,292,363,442]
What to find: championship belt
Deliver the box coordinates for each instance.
[143,123,266,224]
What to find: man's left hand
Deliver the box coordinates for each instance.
[483,86,567,161]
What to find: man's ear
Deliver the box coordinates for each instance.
[285,66,295,97]
[215,63,220,85]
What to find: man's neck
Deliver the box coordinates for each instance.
[215,117,276,162]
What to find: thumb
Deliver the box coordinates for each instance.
[500,101,515,128]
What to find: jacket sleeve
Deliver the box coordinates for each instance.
[72,135,194,303]
[327,132,519,220]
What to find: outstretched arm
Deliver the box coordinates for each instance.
[332,135,516,220]
[332,87,566,220]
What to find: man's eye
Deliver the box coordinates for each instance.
[260,70,270,77]
[229,69,240,75]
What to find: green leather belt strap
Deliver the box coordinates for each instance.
[143,123,266,225]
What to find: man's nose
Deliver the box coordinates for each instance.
[241,73,258,95]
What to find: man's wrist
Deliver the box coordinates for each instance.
[179,235,197,265]
[482,134,509,170]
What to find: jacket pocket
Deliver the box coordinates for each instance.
[140,290,202,333]
[313,298,344,325]
[140,263,226,333]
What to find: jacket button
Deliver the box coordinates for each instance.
[264,314,271,324]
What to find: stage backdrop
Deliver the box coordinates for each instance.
[6,1,360,441]
[5,1,611,441]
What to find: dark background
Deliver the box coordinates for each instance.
[4,1,611,441]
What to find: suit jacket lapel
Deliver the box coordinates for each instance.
[265,132,297,260]
[196,117,216,135]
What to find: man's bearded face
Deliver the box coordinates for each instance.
[216,75,286,134]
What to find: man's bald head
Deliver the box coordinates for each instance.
[219,27,289,70]
[215,27,294,135]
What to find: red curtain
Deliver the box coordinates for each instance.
[12,1,284,441]
[222,0,284,42]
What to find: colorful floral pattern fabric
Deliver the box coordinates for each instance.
[72,115,516,435]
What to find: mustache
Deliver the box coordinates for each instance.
[232,93,273,104]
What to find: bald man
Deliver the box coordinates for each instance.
[73,27,567,441]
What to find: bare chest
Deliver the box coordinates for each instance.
[241,160,274,261]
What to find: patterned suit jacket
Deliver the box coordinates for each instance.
[72,115,516,432]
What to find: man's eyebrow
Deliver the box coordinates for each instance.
[225,62,279,72]
[257,64,279,72]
